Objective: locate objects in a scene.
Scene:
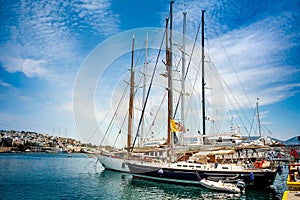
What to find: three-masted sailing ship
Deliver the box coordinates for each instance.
[97,1,280,188]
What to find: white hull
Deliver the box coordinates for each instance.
[200,179,242,193]
[97,154,130,173]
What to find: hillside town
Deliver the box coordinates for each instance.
[0,130,89,153]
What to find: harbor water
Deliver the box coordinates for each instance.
[0,153,287,199]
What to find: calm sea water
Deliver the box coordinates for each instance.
[0,153,287,200]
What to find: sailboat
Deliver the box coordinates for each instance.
[97,2,279,188]
[124,3,278,189]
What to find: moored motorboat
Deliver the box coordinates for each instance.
[199,178,245,194]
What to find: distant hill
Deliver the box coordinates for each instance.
[282,136,300,146]
[267,136,300,146]
[242,135,300,146]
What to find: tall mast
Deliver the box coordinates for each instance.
[201,10,206,143]
[256,98,265,145]
[167,0,174,148]
[168,0,175,160]
[256,98,262,138]
[127,35,135,152]
[140,33,148,146]
[166,15,171,146]
[181,11,187,145]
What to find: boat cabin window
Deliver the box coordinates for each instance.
[196,166,201,169]
[189,166,194,168]
[222,167,229,169]
[183,165,188,167]
[177,165,182,167]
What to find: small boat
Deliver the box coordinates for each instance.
[199,178,245,194]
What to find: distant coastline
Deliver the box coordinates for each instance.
[0,130,95,153]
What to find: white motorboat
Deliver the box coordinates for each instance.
[199,178,245,194]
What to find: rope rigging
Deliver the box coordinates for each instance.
[173,19,202,123]
[100,84,129,146]
[144,91,167,140]
[212,27,253,108]
[98,38,148,147]
[207,27,274,138]
[130,26,167,152]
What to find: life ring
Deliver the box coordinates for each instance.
[254,161,262,168]
[216,157,221,162]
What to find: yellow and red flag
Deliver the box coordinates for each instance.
[170,119,186,133]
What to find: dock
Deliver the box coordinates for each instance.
[282,191,300,200]
[282,163,300,200]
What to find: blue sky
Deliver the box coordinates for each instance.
[0,0,300,144]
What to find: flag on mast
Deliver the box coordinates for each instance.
[170,119,186,133]
[170,119,179,132]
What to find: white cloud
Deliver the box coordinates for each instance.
[20,59,47,78]
[0,53,54,80]
[0,0,120,84]
[206,17,300,107]
[0,80,12,87]
[62,103,73,112]
[71,0,120,36]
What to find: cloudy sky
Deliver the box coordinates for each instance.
[0,0,299,144]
